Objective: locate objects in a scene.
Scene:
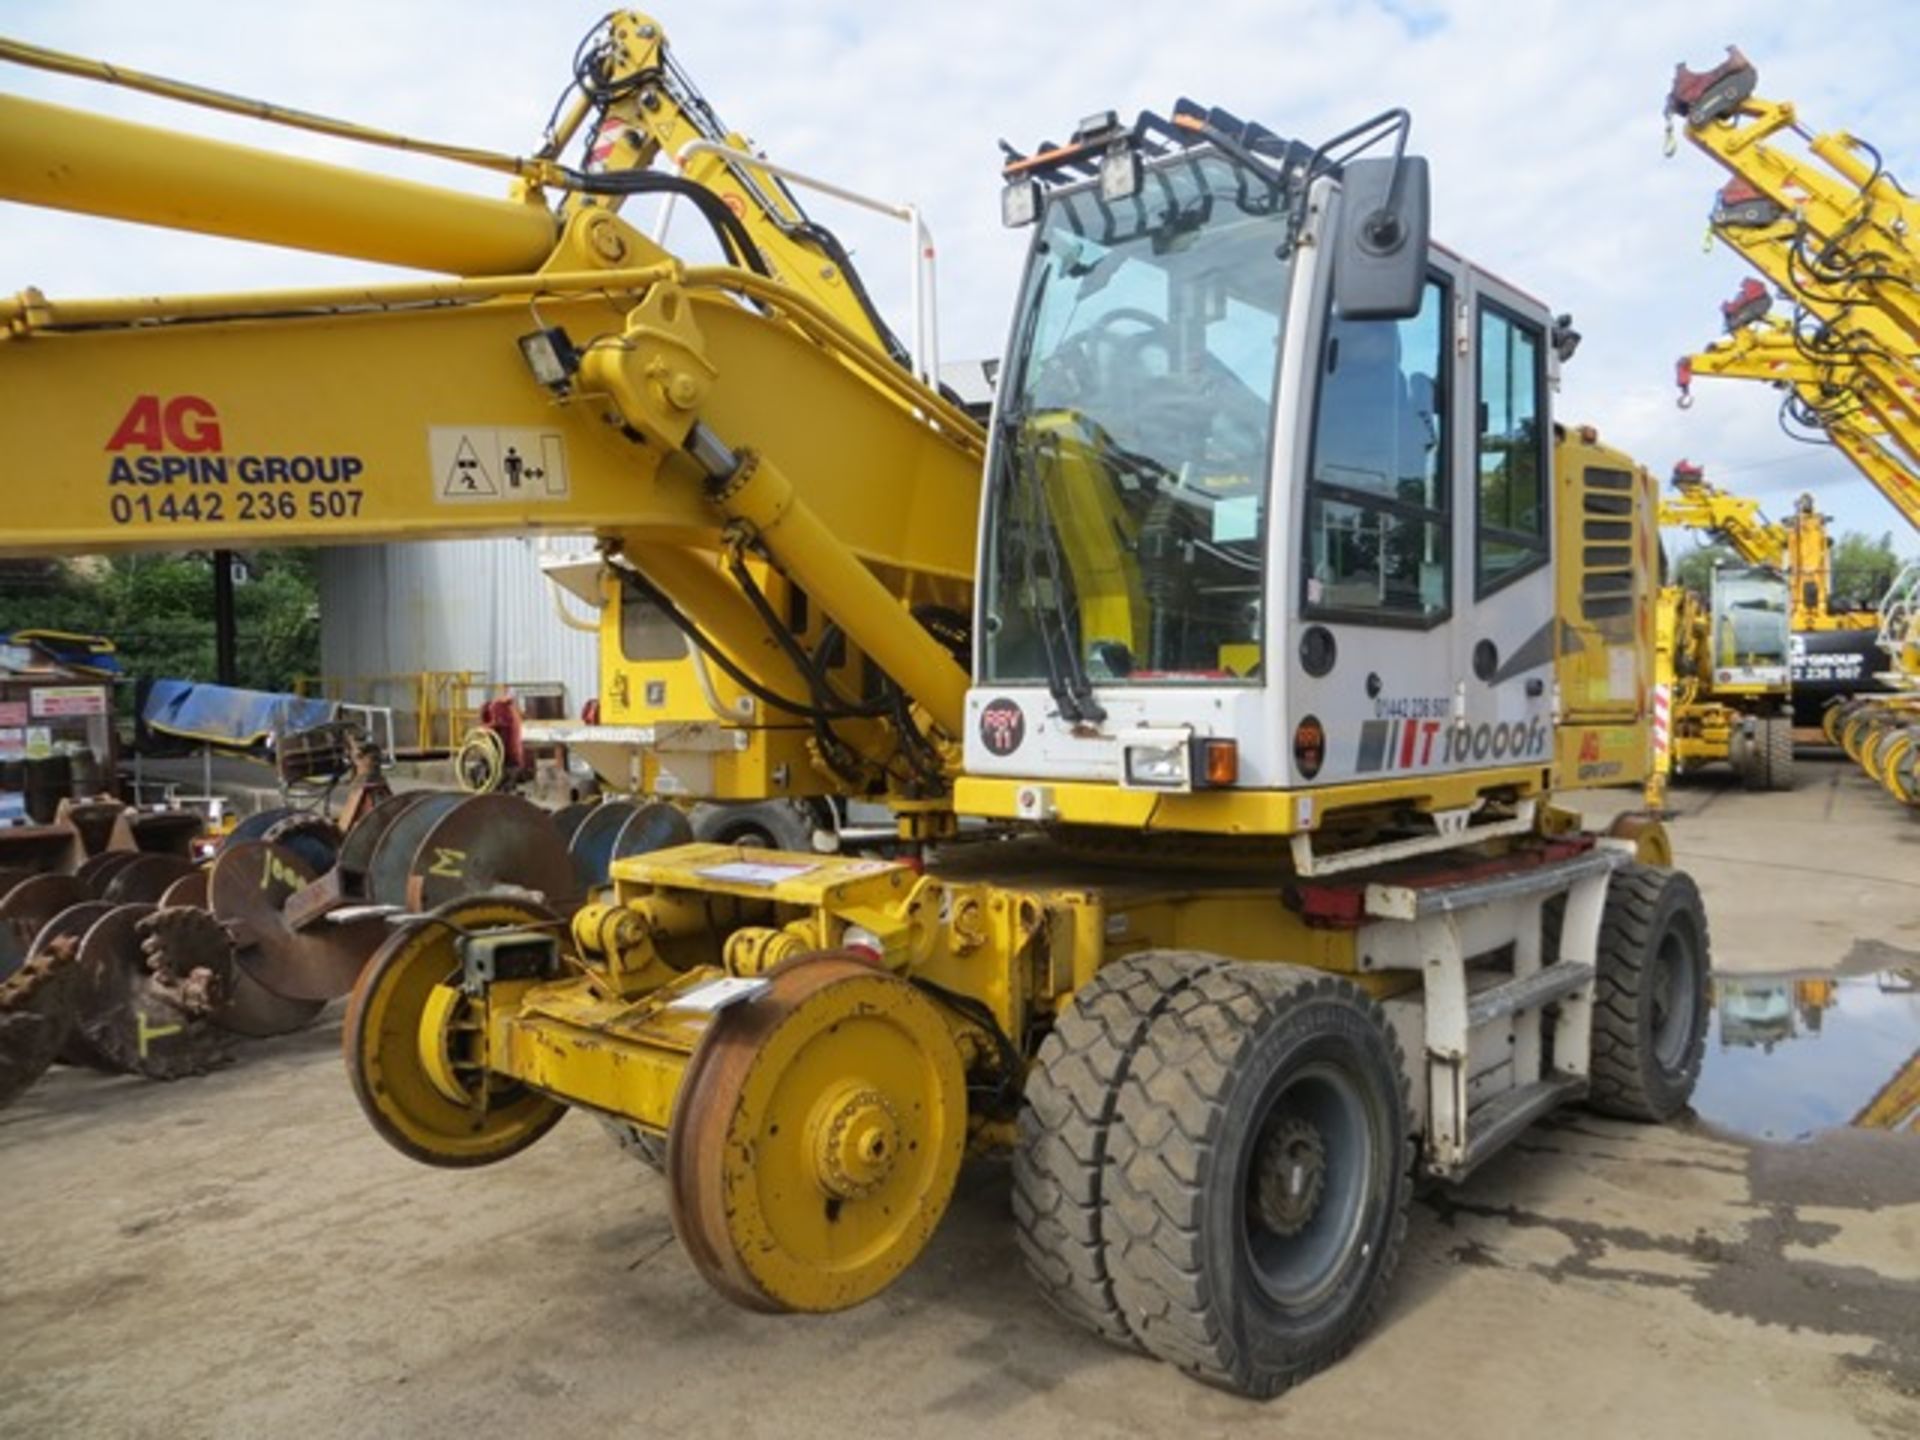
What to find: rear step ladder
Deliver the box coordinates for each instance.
[1360,847,1626,1180]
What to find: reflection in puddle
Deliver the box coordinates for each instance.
[1692,969,1920,1142]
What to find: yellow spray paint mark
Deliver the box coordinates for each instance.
[137,1011,183,1057]
[260,852,305,892]
[428,847,467,879]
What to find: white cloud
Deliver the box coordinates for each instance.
[2,0,1916,544]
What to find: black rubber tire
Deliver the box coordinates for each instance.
[1764,716,1795,791]
[1101,964,1412,1399]
[1012,951,1231,1348]
[598,1116,667,1173]
[1738,723,1767,791]
[1588,864,1711,1122]
[688,799,820,852]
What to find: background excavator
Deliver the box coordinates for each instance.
[1658,461,1878,727]
[1666,46,1920,804]
[0,11,1719,1399]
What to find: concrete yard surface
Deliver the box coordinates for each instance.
[4,757,1919,1439]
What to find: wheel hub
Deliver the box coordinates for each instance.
[810,1083,900,1199]
[666,955,967,1313]
[1253,1116,1327,1238]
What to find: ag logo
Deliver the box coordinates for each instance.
[979,697,1025,757]
[1293,714,1325,780]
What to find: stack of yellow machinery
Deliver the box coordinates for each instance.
[1666,47,1920,806]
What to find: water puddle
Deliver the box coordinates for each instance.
[1692,968,1920,1142]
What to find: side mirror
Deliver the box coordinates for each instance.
[1333,156,1430,321]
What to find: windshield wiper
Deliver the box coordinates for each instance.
[999,405,1105,725]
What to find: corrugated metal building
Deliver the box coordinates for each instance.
[316,535,599,746]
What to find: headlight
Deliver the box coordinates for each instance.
[1123,740,1190,789]
[1118,731,1237,792]
[1001,179,1040,229]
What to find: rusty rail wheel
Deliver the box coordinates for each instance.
[666,954,967,1314]
[344,896,566,1167]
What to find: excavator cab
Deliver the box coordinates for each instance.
[1708,564,1792,698]
[964,103,1575,837]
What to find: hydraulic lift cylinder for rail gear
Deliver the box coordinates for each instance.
[0,15,1720,1401]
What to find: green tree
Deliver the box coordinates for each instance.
[1671,540,1739,594]
[1829,530,1903,608]
[0,550,319,701]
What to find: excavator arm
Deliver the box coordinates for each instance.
[1665,49,1920,538]
[1657,463,1790,568]
[555,14,922,372]
[1677,316,1920,535]
[0,14,983,812]
[1666,49,1920,349]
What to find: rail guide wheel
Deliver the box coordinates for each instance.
[666,955,967,1314]
[344,896,566,1167]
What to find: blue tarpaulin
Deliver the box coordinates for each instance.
[142,680,335,748]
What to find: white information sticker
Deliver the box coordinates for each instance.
[1609,646,1636,701]
[697,860,818,887]
[668,976,770,1013]
[428,427,571,503]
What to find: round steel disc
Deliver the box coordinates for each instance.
[335,791,432,884]
[208,841,387,1002]
[213,968,328,1038]
[404,794,576,912]
[550,801,597,848]
[263,813,344,875]
[137,906,238,993]
[0,1008,67,1108]
[365,792,465,906]
[102,853,200,904]
[29,901,118,1068]
[74,850,142,896]
[226,806,295,847]
[70,903,232,1079]
[567,800,638,889]
[612,802,694,871]
[159,870,210,909]
[0,874,93,985]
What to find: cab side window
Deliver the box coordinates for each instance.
[1476,303,1548,592]
[1302,278,1450,626]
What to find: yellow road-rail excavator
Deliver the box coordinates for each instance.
[1,14,1709,1397]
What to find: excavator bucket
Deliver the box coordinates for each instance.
[1712,177,1785,230]
[1666,47,1757,128]
[1721,277,1771,332]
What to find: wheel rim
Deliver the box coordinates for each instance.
[666,956,967,1313]
[1649,920,1701,1071]
[343,896,566,1167]
[1241,1057,1379,1311]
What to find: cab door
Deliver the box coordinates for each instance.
[1286,256,1465,786]
[1454,270,1556,772]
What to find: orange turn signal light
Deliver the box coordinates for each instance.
[1199,737,1238,786]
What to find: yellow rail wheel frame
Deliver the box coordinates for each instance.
[345,896,566,1167]
[666,954,967,1313]
[1606,812,1675,868]
[1888,734,1920,807]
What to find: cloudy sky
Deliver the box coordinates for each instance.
[5,0,1918,553]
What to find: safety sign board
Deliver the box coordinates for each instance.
[428,427,571,504]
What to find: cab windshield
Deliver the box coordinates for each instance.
[1713,569,1790,667]
[983,151,1293,689]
